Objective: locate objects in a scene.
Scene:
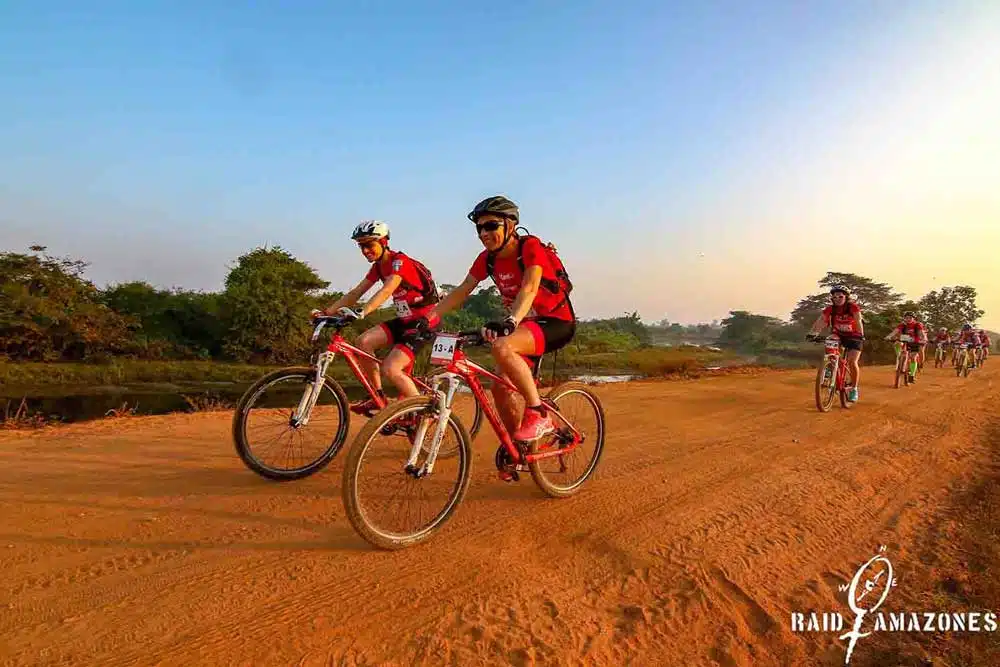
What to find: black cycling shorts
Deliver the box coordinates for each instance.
[840,337,864,352]
[519,317,576,369]
[378,317,431,360]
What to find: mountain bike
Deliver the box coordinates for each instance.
[933,342,948,368]
[231,314,483,481]
[341,328,606,550]
[894,335,917,388]
[955,343,972,378]
[808,333,856,412]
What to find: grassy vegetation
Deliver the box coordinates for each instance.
[0,346,738,391]
[0,359,287,388]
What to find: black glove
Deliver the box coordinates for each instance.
[484,317,517,337]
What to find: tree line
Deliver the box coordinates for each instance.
[1,246,669,364]
[1,247,987,366]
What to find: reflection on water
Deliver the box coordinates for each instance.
[0,381,370,425]
[2,373,643,425]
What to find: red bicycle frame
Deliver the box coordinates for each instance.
[432,340,582,465]
[321,330,432,411]
[824,336,850,391]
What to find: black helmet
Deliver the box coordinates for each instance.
[467,195,519,223]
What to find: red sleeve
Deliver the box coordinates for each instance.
[469,251,489,282]
[850,303,860,315]
[520,236,547,269]
[364,264,379,282]
[821,305,832,323]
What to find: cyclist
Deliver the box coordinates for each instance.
[807,285,865,402]
[317,220,441,415]
[419,195,576,448]
[933,327,951,365]
[981,329,992,363]
[957,323,979,370]
[885,312,927,383]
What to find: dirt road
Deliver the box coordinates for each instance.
[2,362,998,666]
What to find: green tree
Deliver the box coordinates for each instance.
[718,311,785,351]
[791,272,903,324]
[918,286,985,332]
[220,246,329,363]
[0,248,134,360]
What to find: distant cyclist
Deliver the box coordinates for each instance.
[981,329,992,363]
[807,285,864,402]
[885,312,927,383]
[317,220,441,415]
[957,323,979,369]
[933,327,951,366]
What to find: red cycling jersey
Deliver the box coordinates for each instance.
[821,302,862,337]
[365,250,438,321]
[895,321,926,343]
[934,333,951,343]
[469,236,574,322]
[958,330,978,345]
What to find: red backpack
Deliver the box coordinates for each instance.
[485,228,574,314]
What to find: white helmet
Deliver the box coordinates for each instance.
[351,219,390,242]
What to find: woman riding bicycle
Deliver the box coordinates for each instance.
[885,312,927,383]
[318,220,442,414]
[808,285,865,402]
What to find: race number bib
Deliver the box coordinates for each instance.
[429,334,458,365]
[394,300,412,318]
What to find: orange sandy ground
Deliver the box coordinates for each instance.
[2,361,998,666]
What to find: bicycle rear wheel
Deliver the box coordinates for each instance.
[341,395,473,550]
[528,382,606,498]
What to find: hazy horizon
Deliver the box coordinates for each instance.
[3,1,998,329]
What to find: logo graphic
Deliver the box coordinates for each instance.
[790,545,998,665]
[392,259,402,271]
[838,545,897,664]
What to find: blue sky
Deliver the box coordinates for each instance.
[3,1,998,327]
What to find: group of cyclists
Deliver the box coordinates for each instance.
[314,193,991,449]
[807,284,991,401]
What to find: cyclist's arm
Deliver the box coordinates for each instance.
[508,265,543,325]
[853,310,864,337]
[358,274,402,318]
[426,273,479,319]
[325,278,375,313]
[807,313,827,335]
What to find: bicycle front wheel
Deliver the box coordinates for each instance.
[815,357,837,412]
[529,382,606,498]
[232,367,350,481]
[341,395,473,550]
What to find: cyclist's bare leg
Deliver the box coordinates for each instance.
[489,327,543,407]
[381,347,420,398]
[846,349,861,387]
[355,325,390,393]
[489,380,523,435]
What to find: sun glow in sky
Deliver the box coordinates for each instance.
[2,1,998,327]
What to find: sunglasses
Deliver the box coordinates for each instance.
[357,241,379,251]
[475,220,503,233]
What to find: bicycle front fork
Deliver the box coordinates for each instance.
[291,352,335,427]
[404,372,462,478]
